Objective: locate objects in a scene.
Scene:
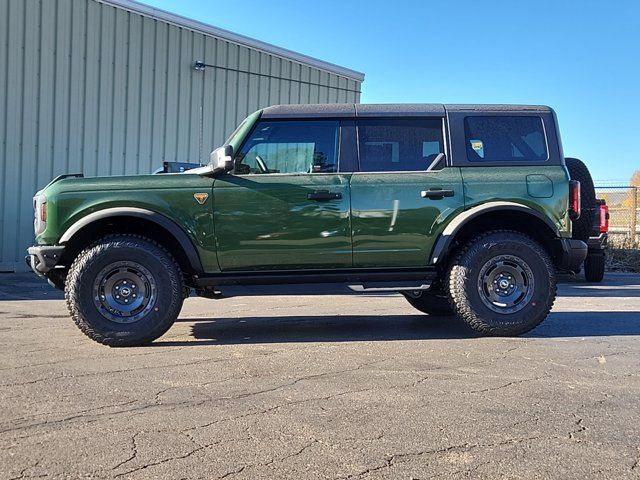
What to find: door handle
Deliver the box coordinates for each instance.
[307,190,342,202]
[421,188,455,199]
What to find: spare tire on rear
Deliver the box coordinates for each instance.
[565,157,596,243]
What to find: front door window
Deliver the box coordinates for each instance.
[235,120,339,174]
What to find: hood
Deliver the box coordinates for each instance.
[40,172,209,197]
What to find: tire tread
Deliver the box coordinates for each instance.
[64,234,183,346]
[584,253,605,283]
[446,230,557,336]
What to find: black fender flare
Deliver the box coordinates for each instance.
[59,207,204,273]
[430,201,561,264]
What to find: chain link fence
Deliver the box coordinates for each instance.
[594,185,639,244]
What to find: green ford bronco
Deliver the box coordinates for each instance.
[28,104,588,346]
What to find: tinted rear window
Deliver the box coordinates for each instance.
[357,118,444,172]
[464,116,548,162]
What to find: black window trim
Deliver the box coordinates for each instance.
[353,116,449,174]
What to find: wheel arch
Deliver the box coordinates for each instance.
[59,207,204,275]
[430,202,563,266]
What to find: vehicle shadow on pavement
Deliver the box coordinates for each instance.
[528,311,640,338]
[160,314,481,345]
[0,273,64,300]
[155,310,640,346]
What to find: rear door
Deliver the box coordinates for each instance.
[350,116,464,267]
[213,119,353,271]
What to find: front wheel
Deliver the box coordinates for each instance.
[65,235,184,346]
[447,231,556,336]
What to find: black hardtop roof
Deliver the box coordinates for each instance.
[260,103,552,118]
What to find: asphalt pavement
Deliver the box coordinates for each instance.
[1,272,639,479]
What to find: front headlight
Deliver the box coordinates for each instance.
[33,194,47,236]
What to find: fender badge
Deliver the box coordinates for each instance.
[193,193,209,205]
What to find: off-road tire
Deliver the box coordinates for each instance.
[447,231,556,336]
[65,235,183,347]
[403,290,455,316]
[584,252,605,283]
[566,157,596,242]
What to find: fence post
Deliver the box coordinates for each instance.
[631,186,638,243]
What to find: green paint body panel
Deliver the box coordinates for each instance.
[37,174,220,271]
[213,173,352,270]
[350,168,464,267]
[460,166,572,238]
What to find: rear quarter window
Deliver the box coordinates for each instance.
[464,116,548,162]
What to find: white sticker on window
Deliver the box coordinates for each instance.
[470,139,484,158]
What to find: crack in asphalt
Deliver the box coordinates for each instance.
[0,347,189,372]
[0,399,140,434]
[8,460,39,480]
[217,439,318,479]
[112,441,219,478]
[462,373,549,394]
[431,460,493,479]
[220,359,385,401]
[0,350,286,389]
[342,417,592,479]
[0,359,384,438]
[0,357,241,388]
[1,399,139,427]
[110,431,142,471]
[0,344,532,438]
[179,360,386,436]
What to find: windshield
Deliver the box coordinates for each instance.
[218,110,262,162]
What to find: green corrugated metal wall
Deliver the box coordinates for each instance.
[0,0,362,271]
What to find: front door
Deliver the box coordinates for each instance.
[350,117,464,267]
[214,119,352,271]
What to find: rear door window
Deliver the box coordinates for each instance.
[357,118,444,172]
[464,116,548,162]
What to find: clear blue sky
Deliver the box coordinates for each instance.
[148,0,639,183]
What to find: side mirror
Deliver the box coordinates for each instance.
[210,145,234,173]
[193,145,234,176]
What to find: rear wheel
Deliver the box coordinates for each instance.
[584,252,605,282]
[65,235,183,346]
[447,231,556,336]
[403,289,454,316]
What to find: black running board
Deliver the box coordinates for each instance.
[214,280,432,297]
[193,268,437,287]
[193,268,436,297]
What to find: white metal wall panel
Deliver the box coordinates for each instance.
[0,0,363,271]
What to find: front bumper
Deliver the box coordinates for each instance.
[558,238,588,272]
[25,245,65,276]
